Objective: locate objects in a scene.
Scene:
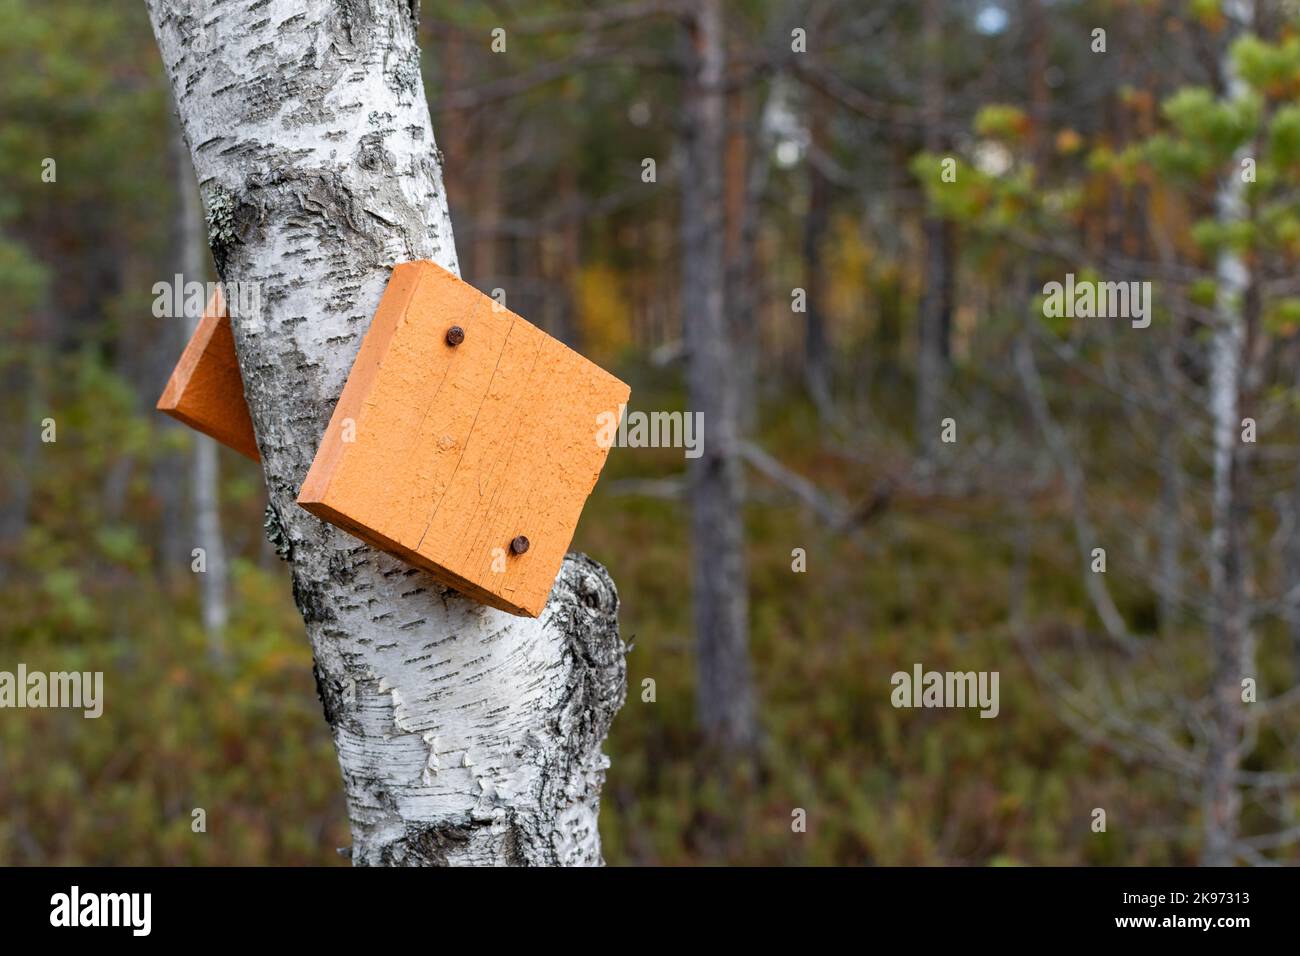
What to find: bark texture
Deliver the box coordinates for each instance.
[147,0,625,865]
[680,0,758,752]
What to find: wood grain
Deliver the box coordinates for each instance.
[156,288,260,461]
[298,260,630,617]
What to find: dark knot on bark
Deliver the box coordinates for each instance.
[544,552,626,744]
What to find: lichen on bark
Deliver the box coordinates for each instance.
[147,0,626,866]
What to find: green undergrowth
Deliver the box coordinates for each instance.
[2,351,1294,865]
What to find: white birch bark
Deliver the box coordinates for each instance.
[1203,0,1253,866]
[1204,214,1247,867]
[146,0,626,865]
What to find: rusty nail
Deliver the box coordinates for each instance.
[510,535,530,555]
[446,325,465,346]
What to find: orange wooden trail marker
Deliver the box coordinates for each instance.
[156,288,260,461]
[299,260,630,618]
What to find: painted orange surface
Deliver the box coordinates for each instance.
[156,288,260,461]
[298,260,630,617]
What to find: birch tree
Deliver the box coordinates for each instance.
[146,0,626,866]
[917,0,1300,865]
[1202,0,1254,868]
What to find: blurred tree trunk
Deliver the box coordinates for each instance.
[1204,237,1248,869]
[1285,341,1300,671]
[172,115,229,655]
[916,0,954,458]
[1203,9,1253,866]
[1156,379,1184,638]
[191,422,228,650]
[1025,0,1051,168]
[0,373,42,579]
[472,123,500,288]
[0,206,54,574]
[147,0,625,866]
[155,116,191,576]
[440,27,468,236]
[803,86,833,420]
[1284,439,1300,670]
[681,0,757,753]
[555,162,583,349]
[725,79,764,434]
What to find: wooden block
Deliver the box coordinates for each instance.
[298,260,630,617]
[157,288,260,461]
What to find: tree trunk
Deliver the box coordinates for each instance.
[681,0,758,753]
[803,86,833,420]
[1024,0,1051,169]
[440,26,469,238]
[1285,356,1300,673]
[1282,467,1300,672]
[172,114,230,655]
[1204,256,1247,867]
[191,409,229,651]
[915,0,954,459]
[472,121,500,288]
[555,161,583,350]
[1156,394,1184,639]
[0,373,42,582]
[1202,3,1253,866]
[147,0,626,866]
[724,79,763,434]
[154,112,193,578]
